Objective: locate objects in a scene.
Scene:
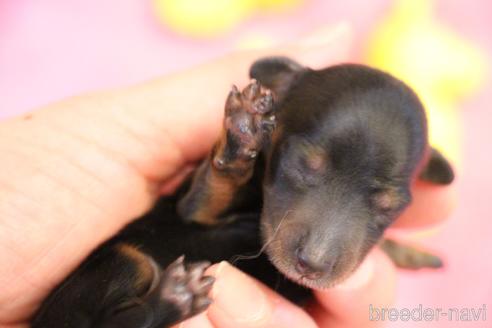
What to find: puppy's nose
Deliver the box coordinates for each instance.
[295,247,333,280]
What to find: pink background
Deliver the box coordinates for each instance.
[1,0,491,326]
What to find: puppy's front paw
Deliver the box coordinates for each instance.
[214,80,275,171]
[160,256,214,320]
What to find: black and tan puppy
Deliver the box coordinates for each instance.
[32,57,454,327]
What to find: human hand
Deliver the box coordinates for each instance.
[0,22,455,328]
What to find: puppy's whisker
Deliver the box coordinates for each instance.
[231,210,291,265]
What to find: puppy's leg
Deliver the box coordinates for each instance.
[32,245,213,328]
[178,80,275,225]
[419,147,455,185]
[380,239,443,269]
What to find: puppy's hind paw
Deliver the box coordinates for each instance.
[160,256,215,319]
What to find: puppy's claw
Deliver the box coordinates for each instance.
[243,79,260,100]
[167,256,186,278]
[226,86,243,112]
[254,93,273,114]
[260,112,277,136]
[213,157,226,169]
[245,149,258,159]
[231,84,240,94]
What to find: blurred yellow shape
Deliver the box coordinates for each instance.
[366,0,487,167]
[153,0,253,37]
[152,0,303,38]
[255,0,303,11]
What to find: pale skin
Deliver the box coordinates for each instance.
[0,24,455,327]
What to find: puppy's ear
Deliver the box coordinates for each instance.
[249,56,304,102]
[419,147,455,185]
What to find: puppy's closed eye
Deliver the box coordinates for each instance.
[372,191,396,211]
[280,139,327,187]
[370,187,409,214]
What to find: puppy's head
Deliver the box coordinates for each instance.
[250,57,418,289]
[260,133,410,289]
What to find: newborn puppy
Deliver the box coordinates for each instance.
[32,57,454,327]
[180,56,453,288]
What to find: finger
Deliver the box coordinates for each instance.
[199,261,317,328]
[309,249,396,327]
[390,180,457,229]
[159,164,196,194]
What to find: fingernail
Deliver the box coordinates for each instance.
[208,261,272,323]
[335,255,375,290]
[297,21,352,48]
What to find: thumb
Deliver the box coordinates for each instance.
[202,261,317,328]
[309,249,396,327]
